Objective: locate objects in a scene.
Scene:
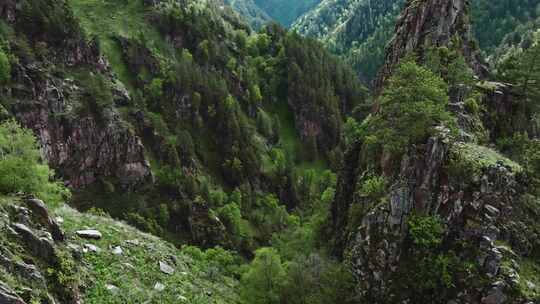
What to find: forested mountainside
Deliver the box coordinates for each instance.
[292,0,405,82]
[0,0,539,303]
[0,0,365,302]
[223,0,271,29]
[292,0,540,83]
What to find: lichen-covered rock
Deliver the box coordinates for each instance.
[333,132,535,302]
[11,223,56,263]
[26,198,64,241]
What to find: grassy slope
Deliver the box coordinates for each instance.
[68,0,172,91]
[55,205,239,303]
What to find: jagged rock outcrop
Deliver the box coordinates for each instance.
[0,1,151,189]
[338,135,535,302]
[1,197,82,303]
[330,0,540,302]
[376,0,487,89]
[188,199,231,248]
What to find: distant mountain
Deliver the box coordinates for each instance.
[292,0,405,83]
[292,0,540,83]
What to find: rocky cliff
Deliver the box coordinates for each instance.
[330,0,540,302]
[0,0,151,189]
[376,0,487,89]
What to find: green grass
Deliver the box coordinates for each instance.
[67,0,173,91]
[55,206,239,303]
[267,99,328,174]
[518,258,540,299]
[451,142,523,175]
[269,100,300,158]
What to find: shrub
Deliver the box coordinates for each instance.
[240,247,285,304]
[0,119,69,205]
[464,97,480,115]
[407,214,444,249]
[357,175,387,201]
[0,47,10,83]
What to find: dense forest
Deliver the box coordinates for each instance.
[0,0,539,303]
[292,0,540,83]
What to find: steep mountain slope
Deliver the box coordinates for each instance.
[293,0,540,83]
[0,0,366,263]
[472,0,540,53]
[0,195,239,303]
[329,0,540,302]
[224,0,271,29]
[293,0,405,82]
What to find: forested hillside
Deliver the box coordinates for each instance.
[0,0,539,303]
[291,0,540,83]
[223,0,271,29]
[0,0,366,302]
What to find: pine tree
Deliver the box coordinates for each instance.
[240,247,285,304]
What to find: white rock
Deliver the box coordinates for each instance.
[76,229,102,240]
[83,244,101,253]
[55,217,64,224]
[154,282,165,292]
[123,263,135,270]
[112,246,123,255]
[159,261,175,275]
[105,284,119,293]
[178,295,187,302]
[126,239,140,246]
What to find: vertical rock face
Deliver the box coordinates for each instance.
[1,1,151,189]
[340,137,531,302]
[330,0,540,302]
[10,64,151,189]
[376,0,487,89]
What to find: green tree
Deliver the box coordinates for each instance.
[241,247,285,304]
[0,120,69,204]
[499,38,540,113]
[0,47,10,83]
[249,84,263,105]
[366,59,453,154]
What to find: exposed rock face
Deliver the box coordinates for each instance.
[1,198,82,303]
[330,1,540,302]
[376,0,487,89]
[478,81,540,140]
[1,1,152,189]
[338,136,532,302]
[188,199,230,248]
